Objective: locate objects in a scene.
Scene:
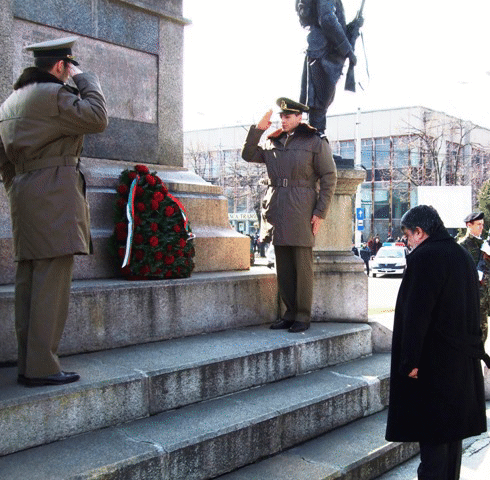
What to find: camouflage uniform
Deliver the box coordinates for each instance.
[459,234,489,344]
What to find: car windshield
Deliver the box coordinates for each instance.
[376,248,404,258]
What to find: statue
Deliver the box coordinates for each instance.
[297,0,365,135]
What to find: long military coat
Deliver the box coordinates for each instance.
[386,230,487,443]
[0,68,108,260]
[241,123,337,247]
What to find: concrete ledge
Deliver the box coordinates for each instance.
[0,354,390,479]
[0,269,278,363]
[312,252,368,323]
[0,323,372,456]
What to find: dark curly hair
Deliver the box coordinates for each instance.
[400,205,446,236]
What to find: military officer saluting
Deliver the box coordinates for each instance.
[0,37,108,386]
[242,98,337,332]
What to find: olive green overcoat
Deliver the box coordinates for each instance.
[242,123,337,247]
[0,69,108,260]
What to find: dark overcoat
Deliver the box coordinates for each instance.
[241,123,337,247]
[0,68,108,260]
[386,230,487,443]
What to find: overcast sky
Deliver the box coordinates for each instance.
[183,0,490,131]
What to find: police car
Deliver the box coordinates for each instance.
[370,242,409,277]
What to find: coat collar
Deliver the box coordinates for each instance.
[267,122,318,140]
[13,67,79,95]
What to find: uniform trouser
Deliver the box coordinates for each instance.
[417,440,462,480]
[15,255,75,378]
[274,246,313,324]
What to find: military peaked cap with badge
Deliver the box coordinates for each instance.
[25,36,79,66]
[276,97,309,114]
[464,212,484,223]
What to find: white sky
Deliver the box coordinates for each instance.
[183,0,490,131]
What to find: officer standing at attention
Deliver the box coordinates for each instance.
[459,212,489,343]
[242,98,337,333]
[0,37,108,386]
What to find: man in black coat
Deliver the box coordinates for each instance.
[386,205,488,479]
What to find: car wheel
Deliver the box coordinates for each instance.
[372,273,377,278]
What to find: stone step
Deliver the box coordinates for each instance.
[0,322,373,456]
[0,353,390,479]
[217,409,419,480]
[0,268,279,363]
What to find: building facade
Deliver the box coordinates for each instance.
[184,107,490,239]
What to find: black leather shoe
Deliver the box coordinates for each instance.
[21,371,80,387]
[288,321,309,333]
[270,319,294,330]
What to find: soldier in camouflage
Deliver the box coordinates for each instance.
[459,212,488,344]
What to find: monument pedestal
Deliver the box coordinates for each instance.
[312,167,367,322]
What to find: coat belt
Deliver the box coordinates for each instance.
[15,156,79,175]
[267,178,316,188]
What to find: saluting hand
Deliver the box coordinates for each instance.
[257,109,273,131]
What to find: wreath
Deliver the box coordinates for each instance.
[109,164,195,280]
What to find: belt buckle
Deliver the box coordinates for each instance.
[282,179,288,187]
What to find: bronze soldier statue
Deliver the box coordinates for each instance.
[297,0,364,135]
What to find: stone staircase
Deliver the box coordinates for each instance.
[0,270,419,479]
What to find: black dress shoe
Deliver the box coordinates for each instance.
[288,321,309,333]
[270,319,294,330]
[21,371,80,387]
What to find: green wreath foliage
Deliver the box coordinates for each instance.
[109,164,195,279]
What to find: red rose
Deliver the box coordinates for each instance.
[155,251,164,261]
[173,224,182,233]
[164,255,175,265]
[116,231,127,241]
[146,175,157,186]
[150,200,159,211]
[177,249,184,257]
[150,223,158,232]
[134,215,142,226]
[167,244,173,252]
[178,238,186,248]
[164,206,175,217]
[149,236,159,247]
[135,186,144,197]
[154,268,163,275]
[136,202,146,213]
[161,185,169,195]
[134,250,145,261]
[117,198,127,209]
[117,184,128,195]
[134,234,144,245]
[118,247,126,258]
[165,270,173,278]
[139,265,150,275]
[153,191,164,202]
[135,165,150,174]
[128,172,137,181]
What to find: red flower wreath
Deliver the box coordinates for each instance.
[109,164,195,280]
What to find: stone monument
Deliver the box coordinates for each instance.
[0,0,250,286]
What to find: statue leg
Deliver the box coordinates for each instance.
[306,57,343,134]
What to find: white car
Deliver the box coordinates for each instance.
[370,244,408,277]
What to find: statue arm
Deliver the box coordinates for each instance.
[317,0,354,57]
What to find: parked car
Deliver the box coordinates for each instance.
[369,243,408,277]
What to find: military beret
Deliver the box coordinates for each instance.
[464,212,484,223]
[276,97,309,114]
[25,36,79,66]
